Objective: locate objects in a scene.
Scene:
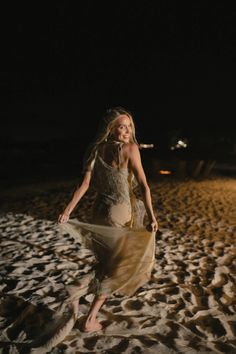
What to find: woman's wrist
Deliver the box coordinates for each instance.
[63,208,71,216]
[148,215,157,223]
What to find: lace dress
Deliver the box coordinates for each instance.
[60,143,155,300]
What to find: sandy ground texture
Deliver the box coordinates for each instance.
[0,177,236,354]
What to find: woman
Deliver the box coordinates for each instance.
[58,107,158,333]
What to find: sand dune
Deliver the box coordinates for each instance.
[0,177,236,353]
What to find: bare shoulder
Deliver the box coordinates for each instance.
[123,143,141,167]
[123,142,139,157]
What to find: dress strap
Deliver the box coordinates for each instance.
[96,140,125,169]
[117,142,124,168]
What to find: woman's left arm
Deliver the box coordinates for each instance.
[127,144,158,232]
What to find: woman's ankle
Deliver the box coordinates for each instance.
[85,314,94,324]
[97,294,106,301]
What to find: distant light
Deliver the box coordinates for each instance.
[139,143,154,149]
[159,170,172,175]
[171,139,188,150]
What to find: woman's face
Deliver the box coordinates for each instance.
[112,115,132,143]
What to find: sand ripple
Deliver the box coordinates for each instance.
[0,178,236,353]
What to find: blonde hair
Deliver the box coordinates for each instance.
[83,107,138,172]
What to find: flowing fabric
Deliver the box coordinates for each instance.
[0,143,156,353]
[61,220,155,299]
[60,143,156,301]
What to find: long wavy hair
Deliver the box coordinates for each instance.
[83,107,138,172]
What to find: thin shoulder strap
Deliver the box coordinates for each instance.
[117,142,124,168]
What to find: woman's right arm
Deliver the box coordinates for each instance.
[58,170,92,223]
[127,143,158,232]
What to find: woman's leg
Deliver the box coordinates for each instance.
[71,299,79,316]
[83,293,106,332]
[68,274,93,317]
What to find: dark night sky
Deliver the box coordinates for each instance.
[4,1,236,145]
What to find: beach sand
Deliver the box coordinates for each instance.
[0,177,236,353]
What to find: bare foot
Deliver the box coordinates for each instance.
[83,320,103,333]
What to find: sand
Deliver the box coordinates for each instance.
[0,177,236,353]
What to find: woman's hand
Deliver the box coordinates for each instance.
[58,211,70,223]
[146,218,158,232]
